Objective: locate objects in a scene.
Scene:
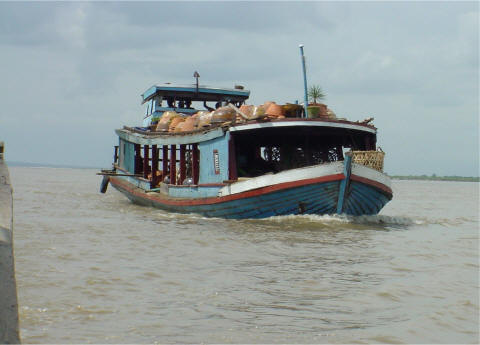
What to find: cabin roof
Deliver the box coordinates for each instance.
[141,84,250,104]
[229,118,377,134]
[118,118,376,146]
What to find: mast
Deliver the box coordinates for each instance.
[299,44,309,119]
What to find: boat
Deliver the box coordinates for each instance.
[99,81,393,219]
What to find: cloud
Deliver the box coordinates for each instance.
[0,1,478,175]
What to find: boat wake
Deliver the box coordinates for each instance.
[257,213,478,229]
[264,213,418,229]
[148,208,476,231]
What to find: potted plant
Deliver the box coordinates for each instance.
[307,85,327,118]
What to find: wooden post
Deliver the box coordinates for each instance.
[192,143,199,184]
[179,144,186,185]
[228,136,237,180]
[337,145,344,161]
[151,145,158,188]
[143,145,149,179]
[162,145,169,180]
[114,146,119,164]
[169,145,176,185]
[134,144,142,174]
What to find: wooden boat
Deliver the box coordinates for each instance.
[99,83,392,219]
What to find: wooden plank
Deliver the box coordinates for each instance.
[143,145,149,179]
[162,145,169,181]
[179,144,186,185]
[151,145,159,188]
[170,145,176,185]
[192,143,199,184]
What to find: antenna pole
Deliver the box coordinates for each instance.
[193,71,200,94]
[299,44,308,118]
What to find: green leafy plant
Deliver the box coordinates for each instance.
[308,85,325,104]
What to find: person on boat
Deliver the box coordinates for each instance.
[167,97,175,108]
[203,101,214,111]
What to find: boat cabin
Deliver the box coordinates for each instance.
[141,84,250,127]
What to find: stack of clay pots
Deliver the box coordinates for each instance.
[153,110,218,133]
[155,111,179,132]
[150,100,338,134]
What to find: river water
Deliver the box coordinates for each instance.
[9,166,479,344]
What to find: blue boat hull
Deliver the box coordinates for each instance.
[109,174,392,219]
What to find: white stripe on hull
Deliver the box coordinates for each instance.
[218,162,344,197]
[350,163,392,189]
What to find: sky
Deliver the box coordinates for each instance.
[0,1,478,176]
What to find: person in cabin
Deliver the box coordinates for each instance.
[167,97,175,108]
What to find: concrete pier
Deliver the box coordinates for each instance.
[0,142,20,344]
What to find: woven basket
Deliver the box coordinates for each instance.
[351,149,385,172]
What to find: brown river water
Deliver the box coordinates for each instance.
[9,166,479,344]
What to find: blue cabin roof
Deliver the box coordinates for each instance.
[141,84,250,104]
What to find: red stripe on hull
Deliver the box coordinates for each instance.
[350,174,393,197]
[110,173,345,207]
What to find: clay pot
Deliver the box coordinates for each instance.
[156,111,179,132]
[317,104,328,117]
[326,108,337,119]
[169,116,185,132]
[197,111,212,128]
[249,105,267,120]
[307,103,328,118]
[263,101,275,110]
[283,103,303,118]
[174,121,186,132]
[181,116,198,132]
[160,111,179,123]
[266,103,285,118]
[307,106,321,118]
[239,105,253,118]
[211,106,236,123]
[307,104,328,118]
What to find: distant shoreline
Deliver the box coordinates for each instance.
[391,175,479,182]
[7,161,479,182]
[6,161,101,170]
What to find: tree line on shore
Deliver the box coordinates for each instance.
[389,174,479,182]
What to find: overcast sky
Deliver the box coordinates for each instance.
[0,1,478,176]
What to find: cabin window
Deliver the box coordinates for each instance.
[230,127,376,178]
[145,100,154,116]
[235,143,344,177]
